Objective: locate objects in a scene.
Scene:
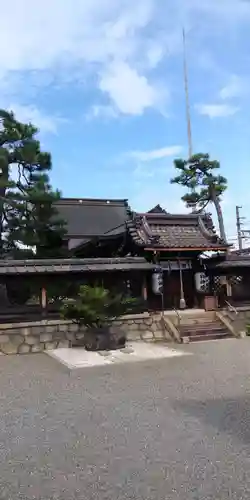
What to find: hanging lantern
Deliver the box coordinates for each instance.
[195,272,209,293]
[152,268,163,295]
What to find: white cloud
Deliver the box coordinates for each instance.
[0,0,247,76]
[129,145,183,181]
[129,145,183,162]
[86,104,118,120]
[196,103,239,119]
[0,0,156,73]
[8,104,62,134]
[0,0,248,119]
[219,75,248,100]
[146,44,164,68]
[196,73,247,122]
[0,0,165,118]
[99,61,168,115]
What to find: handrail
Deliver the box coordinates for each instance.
[173,307,181,328]
[225,300,238,315]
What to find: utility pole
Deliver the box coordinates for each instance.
[236,205,250,251]
[236,205,244,251]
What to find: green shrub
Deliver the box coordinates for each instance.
[61,284,138,329]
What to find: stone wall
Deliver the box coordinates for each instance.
[0,312,173,355]
[225,307,250,335]
[111,313,172,342]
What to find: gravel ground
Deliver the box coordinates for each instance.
[1,339,250,498]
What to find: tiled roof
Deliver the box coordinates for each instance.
[54,198,228,252]
[0,257,154,274]
[230,247,250,256]
[55,198,129,239]
[215,260,250,269]
[148,204,168,214]
[127,212,228,250]
[212,254,250,269]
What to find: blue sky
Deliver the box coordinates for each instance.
[2,0,250,246]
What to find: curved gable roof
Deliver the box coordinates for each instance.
[127,211,228,250]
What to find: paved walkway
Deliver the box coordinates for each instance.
[48,341,190,369]
[0,338,249,498]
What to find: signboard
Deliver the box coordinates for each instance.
[159,260,192,271]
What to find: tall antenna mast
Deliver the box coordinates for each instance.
[183,28,196,212]
[183,28,193,159]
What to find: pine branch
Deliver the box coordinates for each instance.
[0,108,66,257]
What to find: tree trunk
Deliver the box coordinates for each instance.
[0,191,6,255]
[0,164,8,256]
[212,193,227,242]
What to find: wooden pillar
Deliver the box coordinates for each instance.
[41,286,47,316]
[142,274,148,301]
[226,278,232,297]
[178,259,186,309]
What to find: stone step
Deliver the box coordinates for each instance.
[185,328,228,337]
[182,331,229,340]
[188,331,233,342]
[166,312,216,327]
[180,323,226,334]
[179,320,233,342]
[180,315,216,325]
[172,322,216,331]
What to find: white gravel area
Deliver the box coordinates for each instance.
[47,341,190,369]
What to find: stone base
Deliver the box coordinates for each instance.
[72,329,126,351]
[0,312,173,355]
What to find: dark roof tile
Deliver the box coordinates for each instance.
[0,257,154,274]
[148,204,168,214]
[128,212,228,250]
[214,257,250,269]
[55,198,129,238]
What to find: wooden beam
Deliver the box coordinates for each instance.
[145,247,228,252]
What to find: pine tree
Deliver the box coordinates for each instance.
[171,153,228,242]
[0,109,66,257]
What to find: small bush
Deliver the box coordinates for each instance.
[61,284,138,329]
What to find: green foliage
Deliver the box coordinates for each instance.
[7,175,66,258]
[171,153,227,208]
[61,285,139,328]
[171,153,228,241]
[0,109,66,257]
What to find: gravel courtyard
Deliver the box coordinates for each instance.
[1,339,250,499]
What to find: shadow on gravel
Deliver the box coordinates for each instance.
[175,396,250,444]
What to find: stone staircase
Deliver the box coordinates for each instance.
[179,321,232,342]
[165,310,235,343]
